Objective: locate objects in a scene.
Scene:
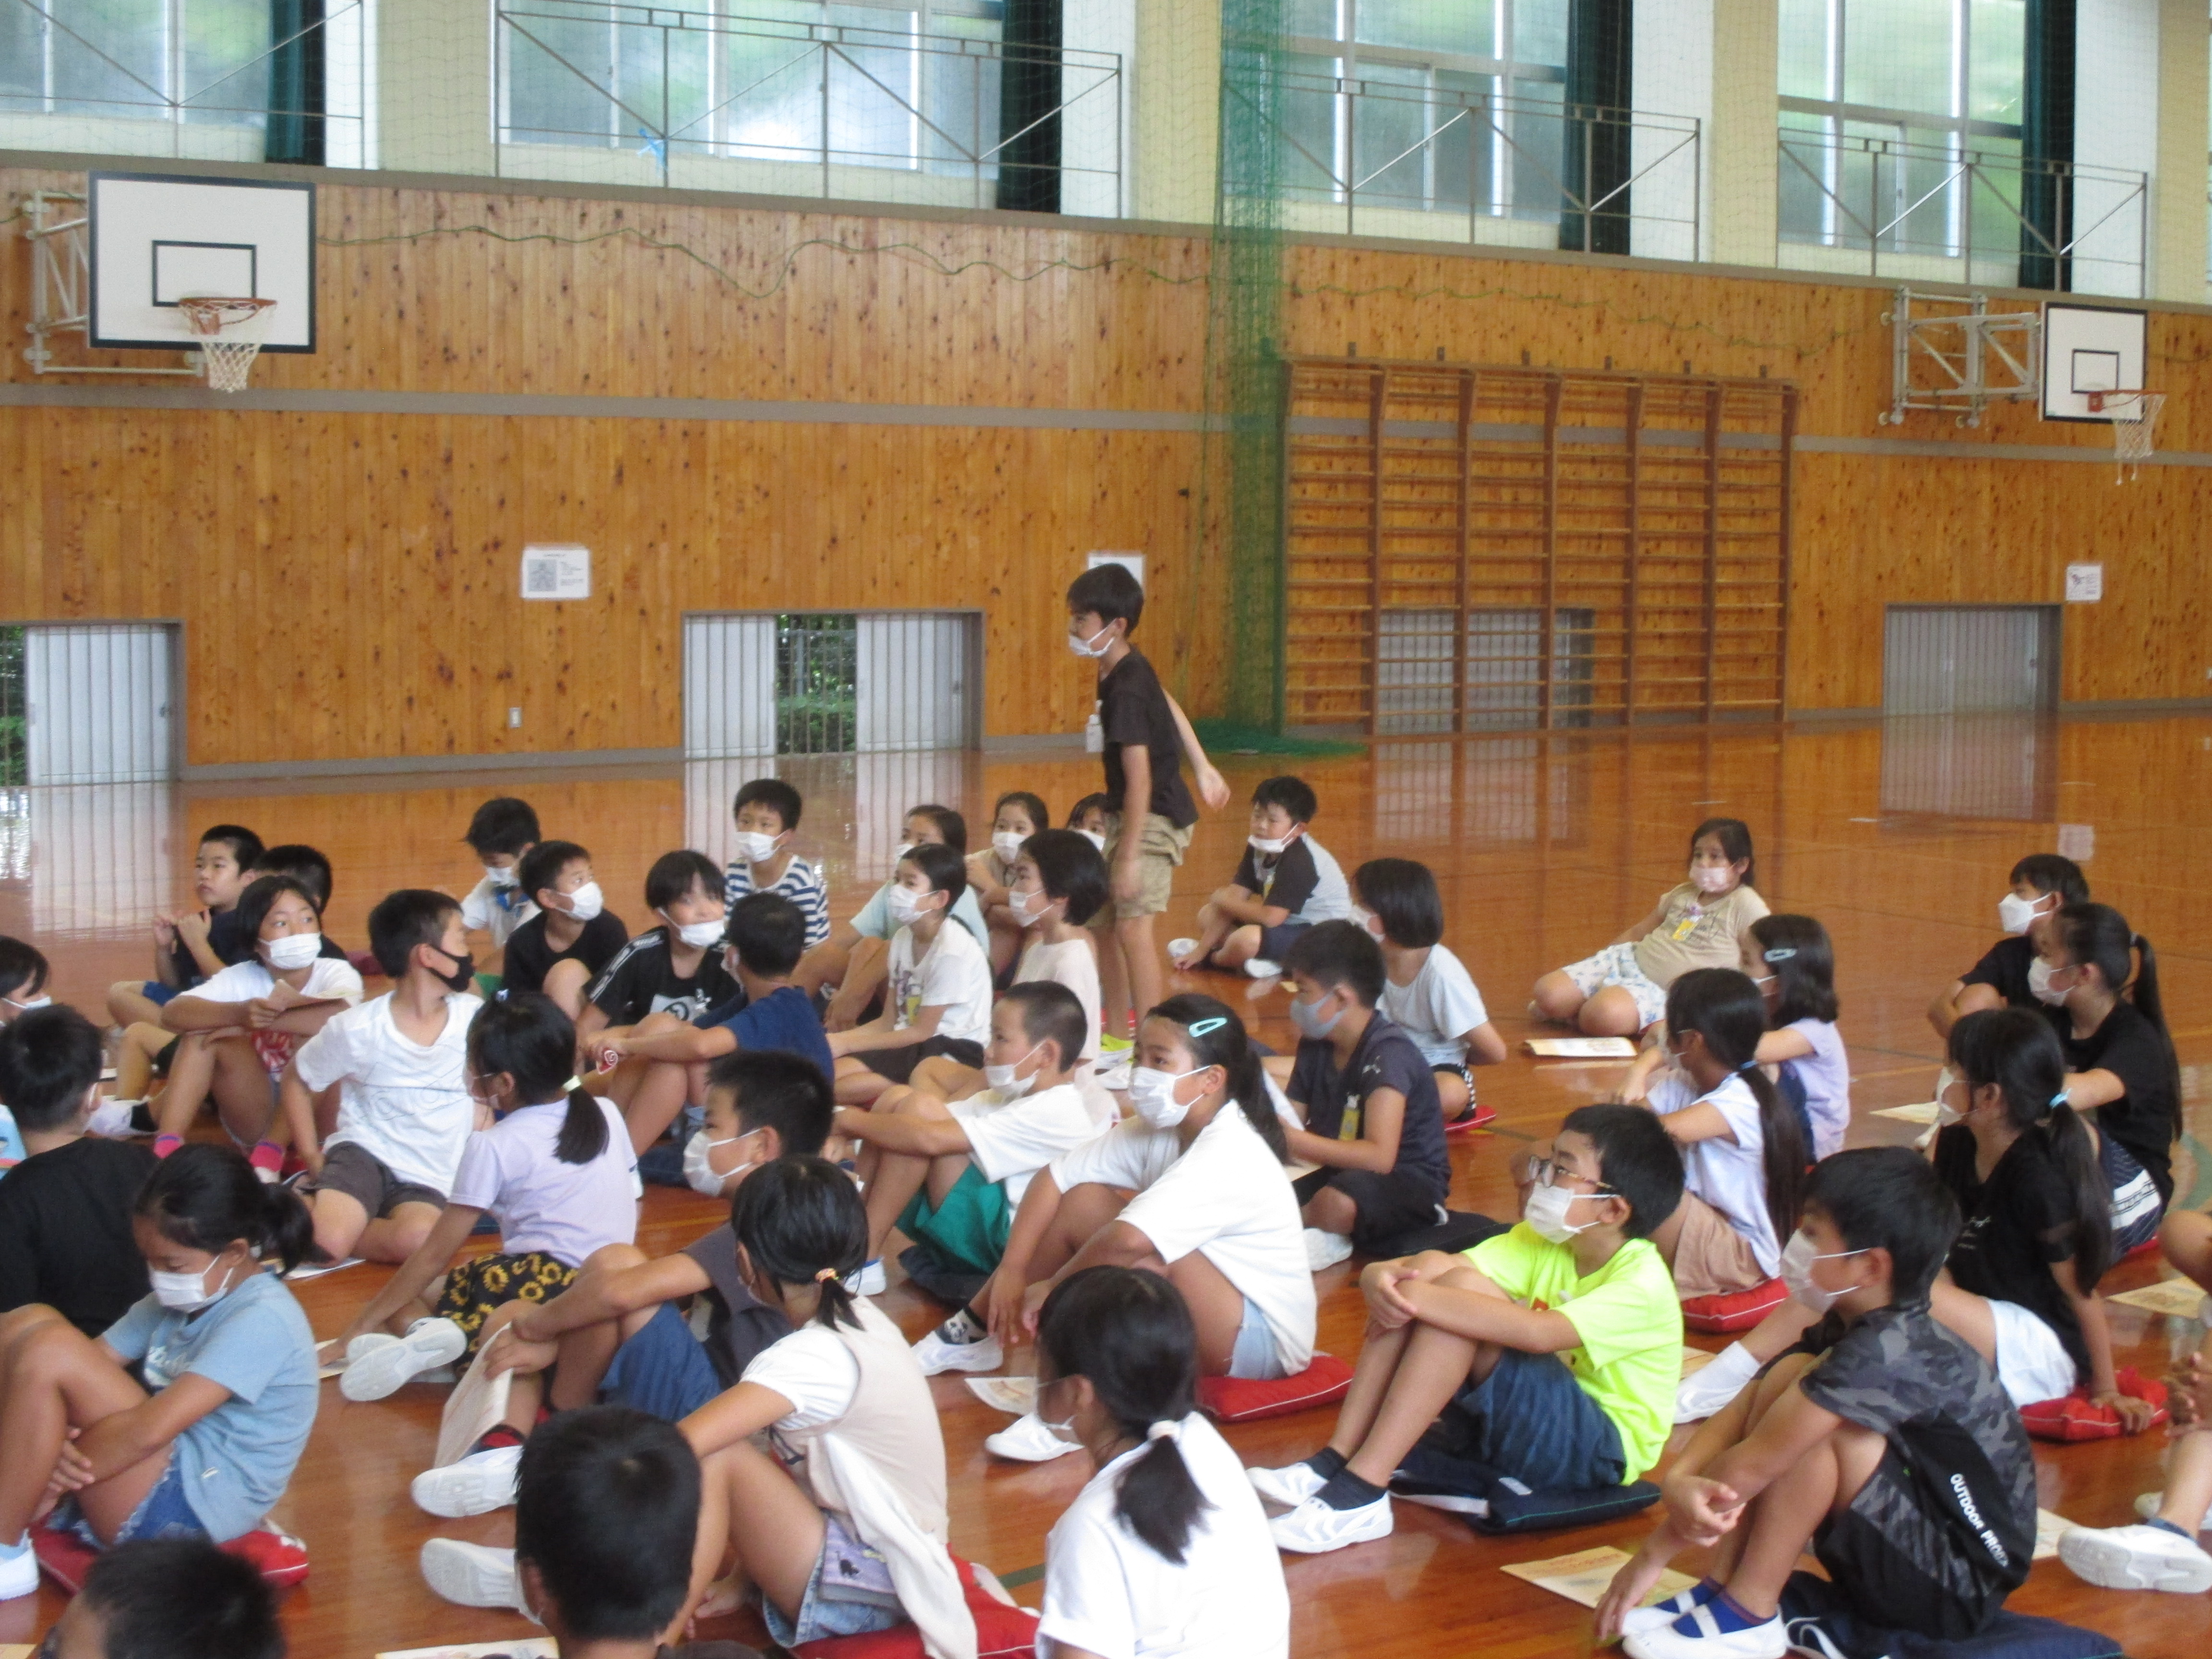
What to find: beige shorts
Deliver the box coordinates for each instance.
[1091,812,1193,921]
[1668,1190,1769,1298]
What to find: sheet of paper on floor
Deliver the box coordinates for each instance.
[968,1376,1036,1414]
[1525,1037,1639,1059]
[378,1642,558,1659]
[1872,1101,1941,1124]
[1503,1546,1698,1610]
[2108,1279,2210,1320]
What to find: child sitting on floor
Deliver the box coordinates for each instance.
[0,1144,316,1601]
[828,843,992,1108]
[0,936,51,1166]
[837,981,1114,1334]
[327,992,638,1404]
[107,823,263,1031]
[1354,857,1506,1130]
[1249,1104,1684,1555]
[1279,920,1451,1271]
[1533,817,1768,1038]
[457,795,540,976]
[505,841,629,1010]
[722,777,830,952]
[968,789,1050,978]
[1595,1147,2035,1659]
[579,851,739,1042]
[1926,851,2087,1039]
[1067,792,1111,850]
[800,805,989,1030]
[1172,775,1350,976]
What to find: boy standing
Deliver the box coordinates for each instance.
[1595,1146,2035,1659]
[459,796,541,971]
[1066,563,1198,1052]
[722,778,830,950]
[1280,921,1450,1269]
[1251,1105,1684,1554]
[1175,775,1351,975]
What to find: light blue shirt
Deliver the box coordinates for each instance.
[0,1105,22,1170]
[101,1269,318,1540]
[848,880,991,951]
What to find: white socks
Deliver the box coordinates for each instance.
[1675,1341,1763,1423]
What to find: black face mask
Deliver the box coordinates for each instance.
[430,948,477,992]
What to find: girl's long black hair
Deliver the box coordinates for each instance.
[1143,994,1287,1162]
[136,1142,313,1274]
[1748,913,1839,1027]
[1037,1266,1210,1563]
[469,991,608,1166]
[729,1155,868,1331]
[1665,967,1806,1251]
[2050,901,2180,1119]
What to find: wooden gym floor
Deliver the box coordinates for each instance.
[0,713,2206,1658]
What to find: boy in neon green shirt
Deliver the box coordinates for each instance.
[1250,1103,1685,1553]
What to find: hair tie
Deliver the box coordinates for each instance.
[2050,1089,2069,1108]
[1145,1420,1178,1443]
[816,1267,840,1283]
[1737,1059,1759,1073]
[494,987,510,1001]
[1762,947,1797,963]
[562,1076,582,1093]
[1187,1016,1228,1037]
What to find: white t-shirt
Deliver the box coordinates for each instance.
[741,1296,908,1431]
[950,1081,1115,1207]
[1039,1413,1289,1659]
[294,992,481,1196]
[1784,1017,1851,1160]
[459,875,538,950]
[1013,937,1103,1065]
[1297,835,1355,924]
[1378,944,1490,1068]
[192,956,364,1008]
[886,922,992,1045]
[446,1097,640,1267]
[1650,1070,1780,1275]
[1050,1110,1315,1375]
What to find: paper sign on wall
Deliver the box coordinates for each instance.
[2056,823,2095,862]
[1088,551,1145,588]
[521,544,590,600]
[2064,563,2103,602]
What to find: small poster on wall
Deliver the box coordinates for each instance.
[521,544,591,600]
[2064,563,2103,603]
[1088,551,1145,588]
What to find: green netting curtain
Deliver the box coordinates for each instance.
[265,0,326,165]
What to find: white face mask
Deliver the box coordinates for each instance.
[683,1129,756,1197]
[264,932,323,971]
[1689,863,1736,895]
[1077,829,1106,852]
[1933,1066,1965,1128]
[1248,834,1291,858]
[1523,1177,1599,1244]
[886,885,937,927]
[1068,624,1112,659]
[149,1258,233,1314]
[484,864,519,889]
[1009,885,1054,928]
[665,913,727,950]
[732,830,782,865]
[1779,1231,1870,1315]
[4,993,52,1012]
[2027,957,2070,1007]
[892,841,916,865]
[983,1041,1046,1099]
[1128,1064,1208,1129]
[1997,891,2044,936]
[991,830,1027,865]
[560,881,605,923]
[1349,904,1383,939]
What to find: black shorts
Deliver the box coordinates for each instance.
[1254,919,1312,964]
[1814,1451,2010,1641]
[1292,1166,1446,1251]
[859,1035,986,1084]
[314,1142,445,1220]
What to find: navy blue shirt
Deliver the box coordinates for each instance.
[1288,1012,1451,1201]
[702,985,834,1085]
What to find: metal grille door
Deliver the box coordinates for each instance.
[1881,606,2058,715]
[682,614,778,758]
[855,614,978,753]
[24,625,176,784]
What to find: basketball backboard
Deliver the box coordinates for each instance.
[2041,303,2146,422]
[87,172,315,353]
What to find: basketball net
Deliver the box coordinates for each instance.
[177,296,277,394]
[2085,388,2164,483]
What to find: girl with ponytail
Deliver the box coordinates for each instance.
[1034,1266,1290,1659]
[2035,902,2178,1254]
[0,1143,316,1580]
[978,995,1315,1463]
[1637,967,1808,1298]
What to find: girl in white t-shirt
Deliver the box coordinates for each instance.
[830,844,994,1108]
[155,875,363,1173]
[1353,857,1507,1131]
[1034,1265,1289,1659]
[967,789,1050,979]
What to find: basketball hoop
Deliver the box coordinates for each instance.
[2085,387,2164,483]
[176,296,276,393]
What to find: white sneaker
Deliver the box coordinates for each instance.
[86,1098,148,1138]
[1244,958,1282,980]
[1621,1580,1719,1636]
[984,1410,1079,1462]
[341,1317,467,1402]
[1623,1607,1786,1659]
[2133,1491,2208,1530]
[345,1332,401,1364]
[411,1443,523,1517]
[846,1258,887,1297]
[2058,1523,2212,1593]
[1675,1342,1761,1424]
[1268,1491,1393,1553]
[419,1538,534,1616]
[911,1326,1004,1376]
[0,1536,35,1601]
[1167,937,1201,964]
[1304,1228,1354,1272]
[1247,1460,1329,1509]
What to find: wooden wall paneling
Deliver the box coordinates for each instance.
[1624,382,1644,722]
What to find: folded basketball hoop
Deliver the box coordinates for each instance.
[2085,387,2164,483]
[177,295,276,393]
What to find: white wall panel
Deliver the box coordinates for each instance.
[24,625,175,785]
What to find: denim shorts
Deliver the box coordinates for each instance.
[1450,1347,1626,1492]
[759,1514,906,1647]
[1229,1295,1290,1381]
[56,1452,204,1548]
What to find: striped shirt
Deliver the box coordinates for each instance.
[724,854,831,949]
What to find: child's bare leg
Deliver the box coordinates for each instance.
[1029,1184,1132,1285]
[1434,1068,1471,1122]
[109,981,167,1030]
[2161,1206,2212,1288]
[2156,1425,2212,1534]
[910,1054,981,1101]
[1328,1262,1511,1481]
[1094,922,1130,1041]
[1214,924,1263,971]
[624,1059,695,1156]
[859,1091,965,1258]
[357,1198,443,1267]
[115,1022,169,1101]
[207,1040,278,1146]
[824,938,890,1032]
[793,938,849,999]
[1263,1054,1296,1092]
[541,960,592,1022]
[1530,970,1586,1023]
[686,1441,828,1632]
[1575,986,1644,1038]
[1717,1420,1887,1616]
[0,1311,168,1541]
[155,1031,217,1140]
[986,917,1021,977]
[833,1056,893,1108]
[1301,1179,1360,1239]
[1118,913,1163,1027]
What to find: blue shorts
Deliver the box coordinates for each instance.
[1253,918,1312,964]
[760,1515,906,1647]
[598,1303,722,1423]
[1451,1347,1626,1491]
[56,1452,204,1548]
[140,981,183,1007]
[1229,1295,1290,1381]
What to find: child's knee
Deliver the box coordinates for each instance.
[580,1242,648,1277]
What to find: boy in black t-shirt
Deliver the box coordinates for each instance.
[580,851,739,1041]
[0,1007,156,1336]
[1926,852,2086,1039]
[506,840,630,1012]
[1598,1147,2035,1659]
[1281,922,1451,1268]
[1173,774,1350,977]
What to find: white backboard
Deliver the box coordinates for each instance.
[2041,303,2146,422]
[88,172,316,352]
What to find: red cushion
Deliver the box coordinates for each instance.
[1196,1354,1355,1423]
[2020,1367,2170,1443]
[2121,1236,2163,1262]
[1681,1279,1790,1334]
[35,1524,309,1594]
[789,1554,1037,1659]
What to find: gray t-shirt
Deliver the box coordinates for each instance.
[682,1223,793,1386]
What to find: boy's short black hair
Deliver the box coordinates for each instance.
[519,840,590,904]
[1021,828,1108,927]
[901,841,969,905]
[252,844,332,912]
[1066,563,1144,633]
[705,1048,833,1155]
[1252,775,1318,825]
[1805,1147,1960,1302]
[515,1406,700,1643]
[645,850,721,913]
[2010,853,2089,905]
[1354,857,1444,949]
[1284,919,1385,1008]
[1560,1104,1685,1240]
[465,797,541,858]
[81,1536,284,1659]
[908,804,967,856]
[723,891,806,977]
[369,888,464,979]
[734,777,802,833]
[0,1005,103,1130]
[0,935,50,1003]
[198,824,265,869]
[999,980,1089,1073]
[234,875,319,944]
